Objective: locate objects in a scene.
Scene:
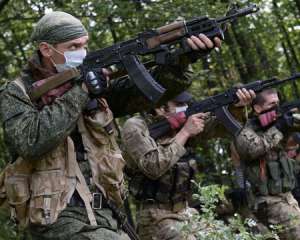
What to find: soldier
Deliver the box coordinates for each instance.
[121,89,255,240]
[235,88,300,239]
[285,133,300,204]
[0,11,222,240]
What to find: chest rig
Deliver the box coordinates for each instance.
[128,148,199,204]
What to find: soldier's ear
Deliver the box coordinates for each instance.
[38,42,54,58]
[154,105,167,116]
[253,104,262,114]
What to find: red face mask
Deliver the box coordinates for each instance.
[287,149,297,159]
[258,108,277,127]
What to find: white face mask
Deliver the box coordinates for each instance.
[51,46,87,72]
[175,105,188,113]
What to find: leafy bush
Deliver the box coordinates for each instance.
[183,182,279,240]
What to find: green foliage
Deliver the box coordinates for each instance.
[184,182,279,240]
[0,0,300,238]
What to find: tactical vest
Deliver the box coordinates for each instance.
[0,80,126,227]
[128,149,199,204]
[244,121,296,196]
[246,150,296,196]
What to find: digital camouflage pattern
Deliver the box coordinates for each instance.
[235,119,300,240]
[28,207,130,240]
[0,41,195,240]
[0,76,89,161]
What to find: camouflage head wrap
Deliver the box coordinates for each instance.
[31,11,88,44]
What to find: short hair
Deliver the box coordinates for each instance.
[252,88,277,106]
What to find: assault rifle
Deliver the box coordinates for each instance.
[280,99,300,114]
[29,4,259,103]
[149,73,300,139]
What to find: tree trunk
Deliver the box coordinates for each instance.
[273,0,300,69]
[294,0,300,15]
[231,24,259,81]
[281,42,300,98]
[224,30,249,83]
[213,49,229,82]
[107,16,118,43]
[253,36,274,77]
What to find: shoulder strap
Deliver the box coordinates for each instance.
[67,137,97,226]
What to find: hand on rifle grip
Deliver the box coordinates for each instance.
[83,69,107,97]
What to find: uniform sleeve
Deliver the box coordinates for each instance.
[235,126,283,161]
[121,117,186,180]
[0,82,89,160]
[106,58,193,117]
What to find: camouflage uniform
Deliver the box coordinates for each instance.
[121,111,240,240]
[235,118,300,240]
[0,36,193,240]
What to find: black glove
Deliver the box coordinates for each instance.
[84,70,107,97]
[275,111,294,133]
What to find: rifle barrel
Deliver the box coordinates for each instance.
[265,73,300,89]
[217,4,259,24]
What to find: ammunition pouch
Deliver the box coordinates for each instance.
[129,154,198,204]
[247,152,296,196]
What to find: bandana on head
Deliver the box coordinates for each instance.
[31,11,88,44]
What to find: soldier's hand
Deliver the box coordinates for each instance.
[82,68,110,97]
[186,33,221,51]
[234,88,256,107]
[182,113,207,137]
[175,113,207,146]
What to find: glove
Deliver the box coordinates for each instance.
[84,70,107,97]
[275,111,294,133]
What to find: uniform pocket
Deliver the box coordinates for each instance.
[267,161,282,195]
[280,157,296,192]
[247,166,268,195]
[5,174,30,227]
[29,170,64,225]
[97,153,126,207]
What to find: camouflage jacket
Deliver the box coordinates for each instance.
[235,118,299,196]
[0,51,192,161]
[121,110,241,203]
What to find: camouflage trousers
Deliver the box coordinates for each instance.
[254,192,300,240]
[27,206,130,240]
[137,201,197,240]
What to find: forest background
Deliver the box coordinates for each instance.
[0,0,299,239]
